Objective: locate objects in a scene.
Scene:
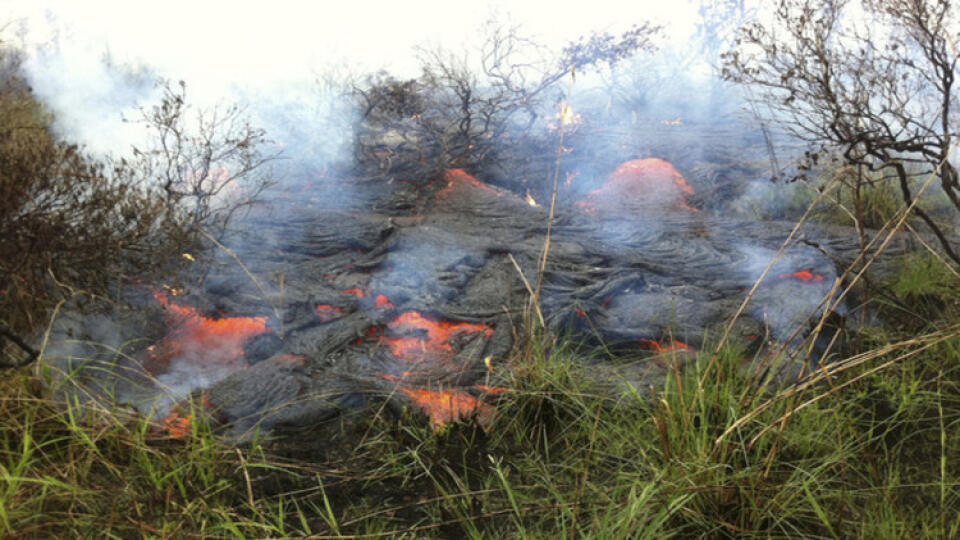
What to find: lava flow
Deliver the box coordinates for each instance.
[315,304,343,323]
[778,270,826,283]
[384,310,493,363]
[437,169,502,199]
[639,338,694,355]
[396,386,497,431]
[577,158,698,213]
[158,392,218,439]
[150,291,269,369]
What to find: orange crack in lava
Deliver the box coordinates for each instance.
[152,291,269,366]
[342,288,366,298]
[438,169,501,199]
[778,270,826,283]
[384,311,493,363]
[315,304,343,323]
[639,338,694,354]
[396,387,496,431]
[578,158,698,213]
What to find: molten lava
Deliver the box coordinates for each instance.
[151,291,269,368]
[577,158,698,213]
[375,294,395,309]
[639,338,694,355]
[315,304,343,323]
[342,288,366,298]
[384,310,493,363]
[437,169,502,200]
[778,270,826,283]
[161,408,193,439]
[397,386,496,431]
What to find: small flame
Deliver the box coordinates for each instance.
[525,191,540,207]
[559,103,581,127]
[662,117,683,126]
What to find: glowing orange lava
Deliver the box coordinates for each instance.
[151,291,269,366]
[639,338,694,354]
[159,392,220,439]
[578,158,698,213]
[342,288,366,298]
[384,311,493,362]
[778,270,826,283]
[315,304,343,322]
[375,294,395,309]
[473,384,512,395]
[437,169,502,199]
[396,386,496,431]
[161,409,193,438]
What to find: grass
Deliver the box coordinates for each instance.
[2,162,960,537]
[3,286,960,538]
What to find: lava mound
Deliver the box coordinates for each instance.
[49,159,899,441]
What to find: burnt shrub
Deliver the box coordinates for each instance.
[0,46,194,338]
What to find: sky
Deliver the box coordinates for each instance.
[2,0,705,155]
[5,0,700,84]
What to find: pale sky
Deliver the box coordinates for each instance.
[2,0,703,154]
[5,0,700,85]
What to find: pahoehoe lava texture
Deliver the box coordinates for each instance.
[50,165,923,440]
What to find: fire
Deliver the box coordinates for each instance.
[315,304,343,322]
[549,103,583,131]
[525,191,540,207]
[384,310,493,363]
[396,386,496,431]
[577,158,698,213]
[342,288,366,298]
[778,270,826,283]
[151,291,269,367]
[639,338,694,355]
[375,294,395,309]
[662,117,683,126]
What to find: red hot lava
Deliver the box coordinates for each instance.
[578,158,698,213]
[150,291,269,369]
[384,310,493,363]
[381,374,505,431]
[315,304,343,322]
[778,270,826,283]
[438,169,502,199]
[396,387,496,431]
[639,338,694,355]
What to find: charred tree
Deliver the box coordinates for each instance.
[723,0,960,264]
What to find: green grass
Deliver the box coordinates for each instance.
[3,183,960,537]
[3,306,960,537]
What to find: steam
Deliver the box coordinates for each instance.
[11,1,857,428]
